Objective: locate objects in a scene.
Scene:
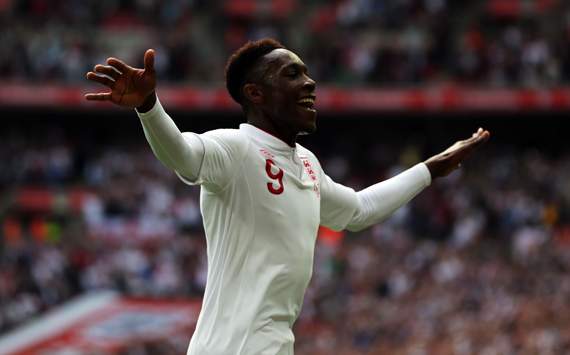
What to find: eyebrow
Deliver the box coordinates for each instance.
[281,62,308,72]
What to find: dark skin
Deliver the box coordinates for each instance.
[242,49,317,145]
[85,48,490,179]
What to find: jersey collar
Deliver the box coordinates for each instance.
[240,124,297,152]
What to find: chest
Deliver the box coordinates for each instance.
[242,147,321,233]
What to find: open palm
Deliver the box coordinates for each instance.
[85,49,156,108]
[424,128,491,179]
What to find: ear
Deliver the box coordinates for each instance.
[243,83,264,105]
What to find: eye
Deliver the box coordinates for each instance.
[285,70,298,78]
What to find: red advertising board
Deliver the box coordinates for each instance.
[2,83,570,113]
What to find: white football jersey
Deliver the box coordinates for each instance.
[178,124,359,355]
[138,100,430,354]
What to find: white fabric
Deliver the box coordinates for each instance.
[348,163,431,231]
[137,99,431,355]
[137,98,205,181]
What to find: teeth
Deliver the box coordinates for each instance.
[298,98,315,104]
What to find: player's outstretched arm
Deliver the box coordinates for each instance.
[85,49,157,111]
[85,50,203,180]
[424,128,491,179]
[333,128,491,232]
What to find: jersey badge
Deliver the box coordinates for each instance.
[300,157,320,198]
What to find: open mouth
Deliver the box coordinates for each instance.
[297,96,316,110]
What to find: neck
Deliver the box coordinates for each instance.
[246,110,297,147]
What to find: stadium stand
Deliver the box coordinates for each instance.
[0,0,570,86]
[1,0,569,354]
[1,114,569,354]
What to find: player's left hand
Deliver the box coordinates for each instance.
[424,128,490,179]
[84,49,156,108]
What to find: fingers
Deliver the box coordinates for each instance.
[144,49,155,73]
[468,128,490,144]
[94,65,121,80]
[86,71,115,88]
[84,92,112,101]
[106,57,131,73]
[475,128,490,143]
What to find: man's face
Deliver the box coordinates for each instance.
[257,49,317,135]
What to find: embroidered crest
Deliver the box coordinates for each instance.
[300,157,320,197]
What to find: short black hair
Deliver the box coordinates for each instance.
[225,38,285,106]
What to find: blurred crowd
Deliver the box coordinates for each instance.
[2,0,570,87]
[1,121,570,355]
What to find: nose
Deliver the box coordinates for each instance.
[303,75,316,91]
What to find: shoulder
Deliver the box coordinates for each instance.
[185,128,249,159]
[201,128,243,141]
[184,128,247,147]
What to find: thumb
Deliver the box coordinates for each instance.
[144,49,155,73]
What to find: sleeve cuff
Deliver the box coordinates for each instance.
[135,97,166,120]
[416,162,432,186]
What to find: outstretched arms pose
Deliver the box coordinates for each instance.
[85,49,490,229]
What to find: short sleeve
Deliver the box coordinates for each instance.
[319,173,359,231]
[176,129,247,192]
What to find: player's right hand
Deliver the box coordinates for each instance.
[85,49,156,109]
